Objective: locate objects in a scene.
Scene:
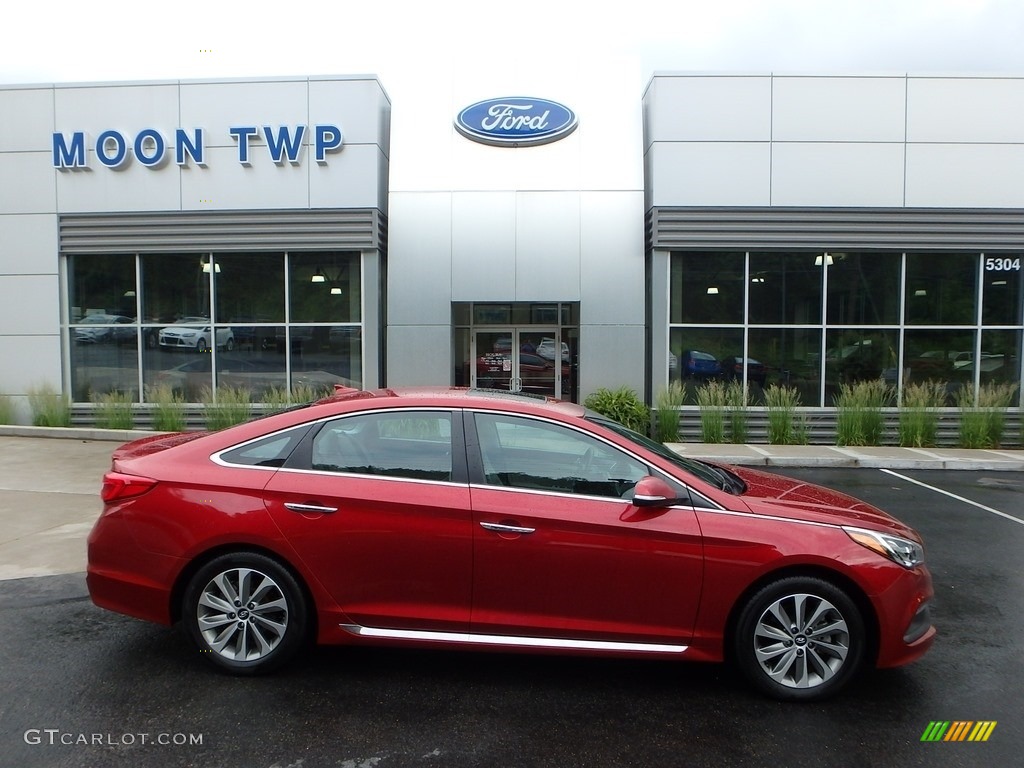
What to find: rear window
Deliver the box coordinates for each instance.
[218,425,311,468]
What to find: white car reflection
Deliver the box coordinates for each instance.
[159,318,235,352]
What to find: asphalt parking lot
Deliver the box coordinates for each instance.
[1,437,1022,767]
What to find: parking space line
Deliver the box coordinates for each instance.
[881,469,1024,527]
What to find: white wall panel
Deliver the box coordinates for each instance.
[580,192,645,326]
[387,192,452,325]
[0,214,57,275]
[0,336,62,395]
[451,192,516,301]
[178,80,310,150]
[515,192,581,301]
[908,78,1024,143]
[308,145,388,209]
[55,155,182,213]
[0,88,54,152]
[309,78,391,150]
[773,77,906,142]
[906,144,1024,207]
[771,143,905,207]
[0,275,60,334]
[176,146,308,210]
[644,76,772,144]
[54,83,180,139]
[386,324,452,387]
[577,324,645,401]
[647,142,771,207]
[0,153,56,214]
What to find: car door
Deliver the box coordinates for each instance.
[262,409,473,632]
[467,411,704,646]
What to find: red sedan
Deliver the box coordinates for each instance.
[87,387,934,700]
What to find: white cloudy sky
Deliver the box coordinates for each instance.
[3,0,1023,91]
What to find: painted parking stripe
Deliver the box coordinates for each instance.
[881,469,1024,527]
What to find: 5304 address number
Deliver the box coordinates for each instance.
[985,257,1021,271]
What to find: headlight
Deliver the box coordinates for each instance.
[844,526,925,568]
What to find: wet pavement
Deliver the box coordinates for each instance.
[1,435,1022,766]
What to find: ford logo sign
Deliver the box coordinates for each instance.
[455,97,578,147]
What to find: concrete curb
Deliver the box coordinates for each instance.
[0,425,157,442]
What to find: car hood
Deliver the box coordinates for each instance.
[725,465,917,538]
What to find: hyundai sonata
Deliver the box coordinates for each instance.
[87,387,934,700]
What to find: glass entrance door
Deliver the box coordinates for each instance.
[473,329,565,399]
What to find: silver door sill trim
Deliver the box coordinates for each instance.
[340,624,688,654]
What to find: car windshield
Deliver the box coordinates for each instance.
[586,414,741,492]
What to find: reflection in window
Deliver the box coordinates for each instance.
[312,412,452,481]
[982,256,1024,326]
[826,252,900,325]
[475,413,646,498]
[824,329,899,403]
[670,252,744,324]
[670,328,743,404]
[749,252,823,325]
[748,328,822,407]
[289,252,360,324]
[68,254,137,322]
[905,253,977,325]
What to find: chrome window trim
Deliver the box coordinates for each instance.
[272,465,468,489]
[468,407,726,510]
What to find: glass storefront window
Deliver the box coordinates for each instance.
[64,250,366,403]
[68,254,137,322]
[670,252,744,324]
[748,252,823,325]
[982,255,1024,326]
[748,328,823,407]
[669,327,743,404]
[289,252,360,324]
[980,329,1022,404]
[214,253,285,323]
[141,253,212,325]
[905,253,978,325]
[823,329,899,403]
[825,252,901,325]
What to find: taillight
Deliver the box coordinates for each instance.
[100,472,158,502]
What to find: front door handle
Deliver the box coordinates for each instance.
[284,502,339,514]
[480,521,535,535]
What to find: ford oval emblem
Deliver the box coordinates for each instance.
[455,97,578,147]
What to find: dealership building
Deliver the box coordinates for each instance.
[0,72,1022,424]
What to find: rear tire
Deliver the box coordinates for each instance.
[734,576,865,701]
[183,552,307,675]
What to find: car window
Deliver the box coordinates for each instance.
[474,413,648,499]
[312,411,453,481]
[219,426,310,468]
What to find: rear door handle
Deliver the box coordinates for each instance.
[284,502,339,514]
[480,521,535,535]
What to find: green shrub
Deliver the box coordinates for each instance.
[695,380,727,443]
[147,383,187,432]
[898,381,946,448]
[201,386,253,431]
[93,391,135,430]
[834,380,892,446]
[654,382,686,442]
[583,387,650,434]
[764,384,802,444]
[0,394,15,425]
[725,380,748,444]
[957,382,1018,448]
[27,383,71,427]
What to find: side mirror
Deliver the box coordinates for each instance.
[632,476,682,508]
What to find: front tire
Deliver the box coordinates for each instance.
[734,576,865,701]
[182,552,307,675]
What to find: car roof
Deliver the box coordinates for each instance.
[314,385,586,418]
